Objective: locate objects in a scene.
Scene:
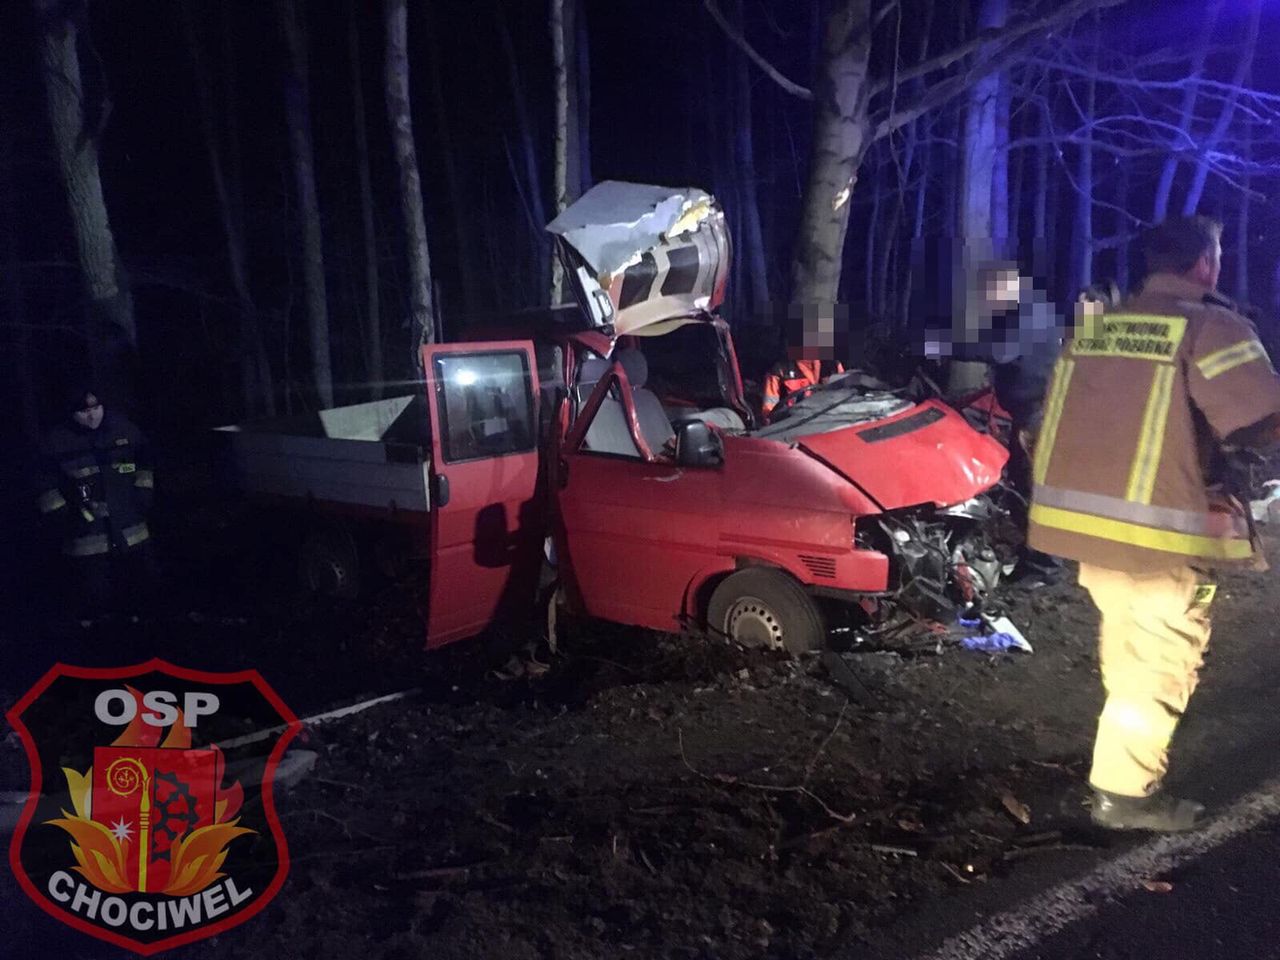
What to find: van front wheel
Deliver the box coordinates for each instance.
[706,568,825,657]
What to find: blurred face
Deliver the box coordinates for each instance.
[787,305,838,360]
[72,394,104,430]
[979,268,1021,313]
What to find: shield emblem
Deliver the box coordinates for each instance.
[6,660,300,955]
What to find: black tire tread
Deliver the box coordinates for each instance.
[706,567,825,656]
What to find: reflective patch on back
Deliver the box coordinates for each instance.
[1193,584,1217,607]
[1071,314,1187,362]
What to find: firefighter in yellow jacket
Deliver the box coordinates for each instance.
[1028,217,1280,831]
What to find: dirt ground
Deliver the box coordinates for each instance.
[177,570,1235,960]
[5,550,1278,960]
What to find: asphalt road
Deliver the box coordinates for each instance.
[854,580,1280,960]
[1013,818,1280,960]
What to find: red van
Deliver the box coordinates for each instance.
[416,183,1008,653]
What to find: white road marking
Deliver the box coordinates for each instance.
[214,688,419,749]
[918,778,1280,960]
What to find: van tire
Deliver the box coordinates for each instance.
[298,525,361,601]
[706,568,825,657]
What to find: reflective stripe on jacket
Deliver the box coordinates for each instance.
[1027,273,1280,571]
[36,413,154,558]
[762,359,844,416]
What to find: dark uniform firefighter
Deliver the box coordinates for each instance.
[1028,216,1280,831]
[36,387,156,623]
[762,305,846,419]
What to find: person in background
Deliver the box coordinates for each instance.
[36,384,156,627]
[1028,216,1280,831]
[762,305,846,419]
[956,263,1069,586]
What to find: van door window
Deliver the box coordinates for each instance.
[432,351,536,463]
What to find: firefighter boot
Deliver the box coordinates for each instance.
[1091,788,1204,832]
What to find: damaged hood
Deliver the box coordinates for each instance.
[547,181,730,336]
[794,400,1009,510]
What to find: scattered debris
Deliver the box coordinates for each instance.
[1249,480,1280,523]
[961,615,1033,653]
[215,689,420,750]
[1000,790,1033,825]
[677,727,859,825]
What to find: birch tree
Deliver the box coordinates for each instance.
[32,0,135,347]
[385,0,436,349]
[790,0,873,310]
[275,0,334,407]
[960,0,1009,241]
[1151,0,1223,221]
[550,0,585,304]
[708,0,1126,310]
[1180,0,1261,216]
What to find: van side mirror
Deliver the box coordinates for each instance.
[675,420,723,468]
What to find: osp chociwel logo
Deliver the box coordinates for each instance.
[7,660,301,954]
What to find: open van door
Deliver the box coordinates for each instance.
[421,341,542,648]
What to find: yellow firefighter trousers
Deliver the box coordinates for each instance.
[1078,563,1213,797]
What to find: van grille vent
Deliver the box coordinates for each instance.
[799,555,837,580]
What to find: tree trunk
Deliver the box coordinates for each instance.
[576,0,593,192]
[1152,0,1223,221]
[954,0,1012,401]
[864,164,880,319]
[902,121,931,327]
[1033,120,1049,241]
[878,116,920,322]
[1043,151,1058,290]
[385,0,436,351]
[182,0,275,417]
[1,133,38,441]
[1235,125,1251,306]
[551,0,583,304]
[222,6,275,416]
[1114,160,1131,294]
[1073,49,1097,296]
[789,0,873,309]
[424,7,478,316]
[349,7,384,396]
[992,68,1011,245]
[275,0,334,406]
[498,3,550,305]
[943,109,961,238]
[1182,0,1260,217]
[551,0,568,304]
[732,0,770,314]
[33,0,137,362]
[1008,116,1025,246]
[959,0,1008,241]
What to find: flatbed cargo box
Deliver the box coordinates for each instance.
[214,394,432,519]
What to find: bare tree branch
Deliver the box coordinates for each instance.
[1028,58,1280,106]
[702,0,899,102]
[701,0,812,100]
[869,0,1127,97]
[869,0,1127,142]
